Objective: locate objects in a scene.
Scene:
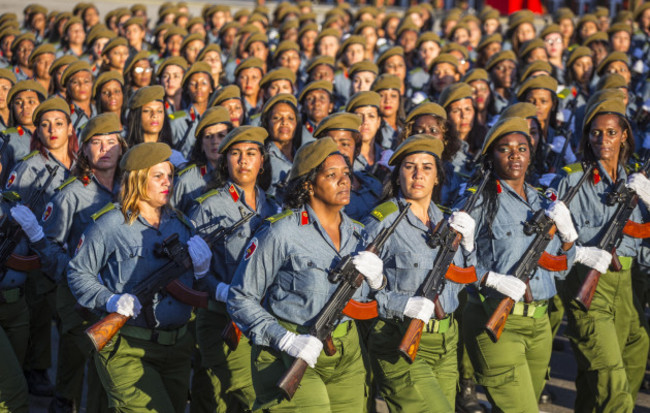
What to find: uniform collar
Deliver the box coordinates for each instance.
[303,203,355,255]
[595,161,627,185]
[395,193,442,232]
[225,180,265,212]
[495,177,538,210]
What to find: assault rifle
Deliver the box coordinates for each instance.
[86,210,255,351]
[485,161,595,341]
[276,203,411,400]
[0,165,58,272]
[575,158,650,311]
[397,167,489,363]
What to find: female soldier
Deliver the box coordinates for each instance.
[29,44,56,93]
[462,68,494,128]
[298,80,334,145]
[62,61,97,139]
[408,32,440,96]
[363,135,476,412]
[171,106,232,213]
[427,53,461,103]
[313,111,382,220]
[235,57,265,120]
[197,44,223,91]
[564,47,594,110]
[228,137,385,412]
[189,125,276,412]
[462,116,602,412]
[371,74,404,150]
[92,71,125,132]
[486,51,518,114]
[333,35,365,104]
[6,97,77,397]
[98,37,130,75]
[349,61,379,96]
[541,24,566,84]
[377,47,408,97]
[123,51,153,101]
[10,33,36,81]
[48,55,77,99]
[67,142,212,412]
[14,113,123,411]
[157,56,189,114]
[554,97,650,412]
[344,91,384,175]
[212,85,244,128]
[60,17,86,59]
[0,68,16,129]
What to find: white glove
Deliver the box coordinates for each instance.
[539,173,557,188]
[10,205,44,242]
[215,282,229,302]
[168,150,187,168]
[187,235,211,278]
[575,246,612,273]
[352,251,384,290]
[277,331,323,368]
[485,271,527,301]
[404,297,435,322]
[106,293,142,317]
[544,201,578,243]
[448,211,476,252]
[627,173,650,208]
[633,59,645,74]
[377,149,395,171]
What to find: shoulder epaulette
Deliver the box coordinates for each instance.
[2,191,20,202]
[266,209,292,224]
[370,201,398,222]
[249,113,261,121]
[3,127,17,134]
[411,67,423,73]
[557,88,571,99]
[350,219,365,228]
[168,110,187,120]
[91,202,116,221]
[21,150,39,161]
[436,203,451,215]
[177,163,197,177]
[56,176,77,191]
[195,189,219,204]
[174,209,193,229]
[561,162,583,174]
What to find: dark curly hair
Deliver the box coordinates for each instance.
[398,114,461,163]
[379,152,446,204]
[188,122,234,165]
[283,152,351,209]
[262,99,304,151]
[72,135,128,180]
[125,104,174,147]
[205,142,272,192]
[580,112,634,167]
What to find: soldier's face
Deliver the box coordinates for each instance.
[309,154,351,209]
[201,123,228,165]
[12,90,40,127]
[227,142,263,188]
[84,133,122,171]
[146,162,173,207]
[588,114,627,163]
[491,133,531,182]
[37,110,72,152]
[399,152,438,202]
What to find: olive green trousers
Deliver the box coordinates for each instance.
[0,296,29,413]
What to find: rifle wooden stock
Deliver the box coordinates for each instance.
[165,279,209,308]
[623,220,650,238]
[86,312,129,351]
[277,358,309,400]
[485,297,516,342]
[341,299,378,320]
[323,335,336,356]
[398,319,425,363]
[222,321,242,351]
[538,251,568,272]
[575,268,600,312]
[5,253,41,272]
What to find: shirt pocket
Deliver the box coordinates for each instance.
[113,245,146,287]
[393,252,433,294]
[288,254,331,295]
[490,222,527,266]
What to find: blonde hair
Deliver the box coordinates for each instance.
[119,161,174,224]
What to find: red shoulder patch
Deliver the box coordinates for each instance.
[244,237,257,260]
[6,171,16,189]
[42,202,53,222]
[300,210,309,226]
[228,184,239,202]
[593,168,601,185]
[74,234,84,255]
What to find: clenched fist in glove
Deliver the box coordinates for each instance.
[10,205,44,242]
[448,211,476,252]
[215,282,229,302]
[187,235,211,278]
[352,251,385,290]
[404,297,435,322]
[545,201,578,243]
[575,246,612,273]
[278,331,323,368]
[485,271,527,302]
[106,293,142,318]
[627,173,650,208]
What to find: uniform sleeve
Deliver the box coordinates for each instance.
[5,161,35,198]
[227,223,291,349]
[67,222,114,311]
[189,202,220,299]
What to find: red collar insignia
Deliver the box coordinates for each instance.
[42,202,53,221]
[82,175,90,186]
[495,179,502,194]
[16,126,23,136]
[593,169,601,185]
[165,101,170,110]
[190,107,196,121]
[228,184,239,202]
[200,165,207,176]
[305,121,314,133]
[300,210,309,225]
[14,66,19,74]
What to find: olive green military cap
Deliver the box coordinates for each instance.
[92,71,124,100]
[120,142,172,171]
[377,46,404,68]
[595,6,609,18]
[186,17,205,30]
[585,89,627,113]
[346,91,380,113]
[101,37,128,56]
[197,44,222,62]
[337,35,365,59]
[517,75,558,100]
[31,97,70,124]
[519,60,553,82]
[313,113,361,139]
[389,135,444,165]
[596,73,628,91]
[485,50,517,71]
[237,23,260,37]
[566,46,593,68]
[28,5,47,16]
[507,10,535,33]
[442,8,462,26]
[80,112,122,143]
[130,4,146,13]
[124,51,150,76]
[27,43,55,66]
[396,19,418,38]
[234,57,265,78]
[634,3,650,21]
[86,28,115,46]
[0,13,17,26]
[61,61,92,87]
[596,51,628,76]
[299,23,319,39]
[62,17,83,36]
[299,80,333,102]
[477,33,503,52]
[416,32,441,49]
[260,67,296,89]
[554,7,575,22]
[356,5,378,19]
[577,14,598,28]
[298,13,317,25]
[540,23,561,39]
[519,38,546,59]
[156,56,188,78]
[195,106,231,138]
[462,68,489,84]
[261,93,297,115]
[123,16,146,30]
[500,102,538,120]
[316,28,340,44]
[163,27,187,43]
[480,8,500,23]
[48,55,77,77]
[182,62,213,87]
[129,85,164,109]
[371,74,401,92]
[274,41,300,59]
[439,82,473,109]
[430,53,460,71]
[607,22,633,35]
[306,56,335,73]
[153,23,173,37]
[244,32,268,52]
[11,32,35,54]
[180,33,205,52]
[218,125,267,153]
[480,117,530,155]
[349,61,379,77]
[441,42,469,60]
[406,102,447,123]
[450,22,470,39]
[354,20,378,35]
[0,68,16,85]
[583,95,628,134]
[584,31,608,47]
[289,137,340,180]
[280,19,299,33]
[212,85,241,106]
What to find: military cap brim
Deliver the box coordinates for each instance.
[406,102,447,123]
[313,113,361,138]
[480,117,530,155]
[195,106,232,138]
[261,93,297,116]
[389,135,444,165]
[129,85,165,109]
[212,85,241,106]
[218,125,268,154]
[288,137,340,180]
[439,82,474,109]
[298,80,333,102]
[120,142,172,171]
[80,112,122,143]
[8,80,47,105]
[32,97,70,124]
